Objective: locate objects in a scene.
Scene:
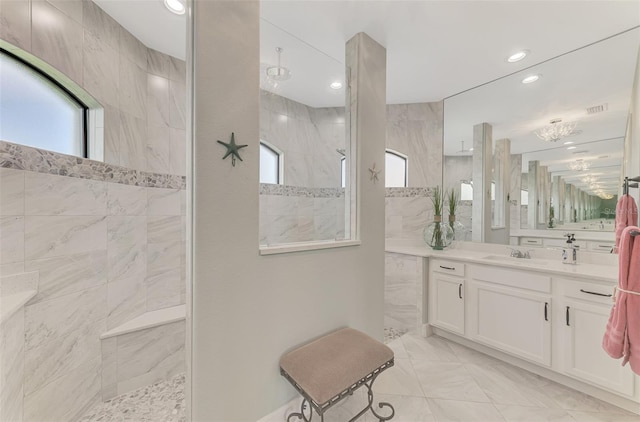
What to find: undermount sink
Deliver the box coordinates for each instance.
[482,255,550,266]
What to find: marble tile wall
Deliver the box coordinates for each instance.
[0,0,187,176]
[259,188,345,245]
[384,103,444,242]
[385,190,434,243]
[101,320,185,400]
[260,90,346,188]
[384,253,424,333]
[0,166,186,421]
[259,95,443,244]
[0,308,25,422]
[387,102,444,188]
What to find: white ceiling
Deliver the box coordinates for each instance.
[93,0,640,195]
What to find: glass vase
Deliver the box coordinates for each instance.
[423,215,454,250]
[448,215,467,241]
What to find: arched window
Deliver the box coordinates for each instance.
[460,181,473,200]
[259,141,282,184]
[0,49,88,157]
[385,149,407,187]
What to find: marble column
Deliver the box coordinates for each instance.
[510,154,522,231]
[537,165,547,227]
[527,160,539,229]
[472,122,492,242]
[489,138,510,243]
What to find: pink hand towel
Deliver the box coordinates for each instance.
[603,225,640,375]
[615,195,638,253]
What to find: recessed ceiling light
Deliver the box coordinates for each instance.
[522,74,540,84]
[563,141,574,145]
[330,81,343,90]
[164,0,185,15]
[507,50,529,63]
[469,148,474,151]
[567,146,577,150]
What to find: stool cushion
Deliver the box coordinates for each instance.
[279,327,394,405]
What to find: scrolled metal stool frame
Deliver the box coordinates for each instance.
[281,359,395,422]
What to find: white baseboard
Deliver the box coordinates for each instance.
[256,397,302,422]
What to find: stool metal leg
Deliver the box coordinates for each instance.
[347,371,395,422]
[287,398,313,422]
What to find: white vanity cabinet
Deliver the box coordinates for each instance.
[428,260,465,335]
[559,278,635,397]
[468,265,552,366]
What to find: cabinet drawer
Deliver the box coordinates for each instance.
[472,265,551,293]
[562,279,615,306]
[587,241,615,254]
[431,259,465,277]
[520,237,543,247]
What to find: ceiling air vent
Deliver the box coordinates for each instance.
[586,103,608,114]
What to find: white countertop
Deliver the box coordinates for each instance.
[386,241,618,283]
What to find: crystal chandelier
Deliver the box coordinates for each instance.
[594,190,613,200]
[265,47,291,87]
[535,119,577,142]
[581,175,598,184]
[567,159,590,171]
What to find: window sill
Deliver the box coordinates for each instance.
[259,239,361,255]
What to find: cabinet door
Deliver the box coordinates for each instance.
[563,300,635,397]
[470,281,551,366]
[430,274,465,335]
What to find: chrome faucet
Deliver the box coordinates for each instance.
[508,247,532,259]
[562,233,578,265]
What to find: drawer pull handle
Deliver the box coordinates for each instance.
[458,284,463,299]
[580,289,612,298]
[440,265,456,271]
[544,302,548,321]
[566,306,570,326]
[526,240,537,243]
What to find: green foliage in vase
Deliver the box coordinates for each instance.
[447,188,459,230]
[431,186,444,216]
[431,186,444,248]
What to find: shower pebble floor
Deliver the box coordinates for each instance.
[79,373,186,422]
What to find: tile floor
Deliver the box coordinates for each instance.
[80,334,639,422]
[312,334,640,422]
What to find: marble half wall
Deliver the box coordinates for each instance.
[384,252,425,334]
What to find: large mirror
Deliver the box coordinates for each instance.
[444,28,639,244]
[258,21,352,247]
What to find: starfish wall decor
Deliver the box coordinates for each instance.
[368,163,381,183]
[217,132,248,166]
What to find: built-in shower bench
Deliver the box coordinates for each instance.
[99,304,186,400]
[100,304,186,340]
[280,327,395,422]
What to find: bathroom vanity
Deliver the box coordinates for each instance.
[384,241,639,414]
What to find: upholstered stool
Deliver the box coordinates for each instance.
[280,327,395,422]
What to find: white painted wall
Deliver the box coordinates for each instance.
[189,2,386,421]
